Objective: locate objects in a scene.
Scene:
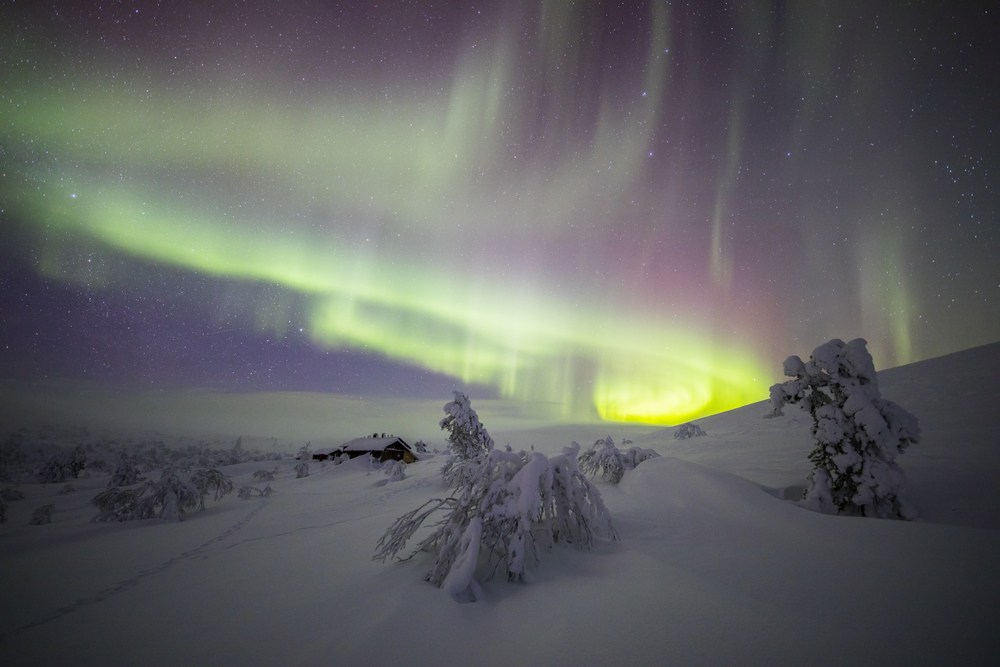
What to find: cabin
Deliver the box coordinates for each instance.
[331,433,419,464]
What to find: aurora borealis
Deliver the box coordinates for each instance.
[1,2,998,426]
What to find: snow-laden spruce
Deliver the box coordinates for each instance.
[577,436,660,484]
[674,422,707,439]
[439,390,495,488]
[768,338,920,519]
[374,395,617,601]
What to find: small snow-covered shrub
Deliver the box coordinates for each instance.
[621,446,660,470]
[252,468,276,481]
[1,487,25,502]
[59,484,75,495]
[768,338,920,519]
[577,437,659,485]
[294,462,310,478]
[30,504,54,525]
[238,484,273,499]
[674,422,706,439]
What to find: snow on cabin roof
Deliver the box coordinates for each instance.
[339,435,412,452]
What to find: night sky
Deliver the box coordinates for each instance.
[1,1,998,426]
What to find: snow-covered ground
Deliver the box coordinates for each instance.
[2,343,999,665]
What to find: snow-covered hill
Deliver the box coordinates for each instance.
[2,343,999,665]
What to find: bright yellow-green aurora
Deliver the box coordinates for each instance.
[3,1,996,426]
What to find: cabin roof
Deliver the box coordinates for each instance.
[339,435,412,453]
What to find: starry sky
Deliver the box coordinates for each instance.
[1,1,998,427]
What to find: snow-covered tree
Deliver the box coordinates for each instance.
[440,392,494,458]
[375,441,617,602]
[30,504,54,525]
[578,437,660,484]
[108,453,143,487]
[578,437,626,483]
[191,468,234,510]
[92,487,146,522]
[621,445,660,470]
[229,436,244,465]
[767,338,920,519]
[143,468,201,521]
[412,440,429,454]
[37,446,85,484]
[297,442,311,461]
[674,422,707,439]
[294,461,310,478]
[67,445,86,477]
[440,392,494,487]
[37,456,68,484]
[252,468,276,481]
[93,468,201,522]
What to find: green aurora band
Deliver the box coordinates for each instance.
[1,2,772,424]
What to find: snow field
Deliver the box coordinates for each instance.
[2,343,1000,665]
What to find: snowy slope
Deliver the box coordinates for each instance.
[2,343,999,665]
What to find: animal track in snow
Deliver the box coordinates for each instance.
[1,499,269,640]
